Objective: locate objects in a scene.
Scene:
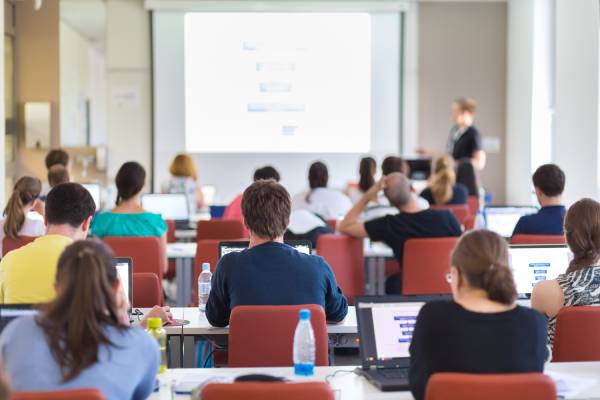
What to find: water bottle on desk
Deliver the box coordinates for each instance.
[293,309,315,377]
[198,263,212,311]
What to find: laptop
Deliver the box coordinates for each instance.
[405,159,431,180]
[81,183,101,211]
[509,244,571,297]
[114,257,133,313]
[141,193,190,229]
[355,295,450,392]
[484,206,539,238]
[0,304,39,334]
[218,240,312,259]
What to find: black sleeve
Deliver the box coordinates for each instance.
[420,188,434,205]
[471,127,482,153]
[205,259,231,327]
[409,304,434,400]
[446,211,463,235]
[320,258,349,323]
[364,216,390,243]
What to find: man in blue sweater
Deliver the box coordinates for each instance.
[512,164,566,237]
[205,179,348,327]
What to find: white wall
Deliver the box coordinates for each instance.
[152,12,402,203]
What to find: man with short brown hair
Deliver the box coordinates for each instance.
[205,180,348,327]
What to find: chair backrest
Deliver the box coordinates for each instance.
[316,234,364,304]
[553,306,600,362]
[202,382,334,400]
[103,236,165,282]
[196,220,247,241]
[402,237,459,295]
[511,234,566,245]
[13,389,106,400]
[192,239,221,306]
[2,235,37,257]
[165,219,176,243]
[132,272,162,307]
[325,219,337,231]
[431,205,470,226]
[425,373,556,400]
[228,304,328,367]
[467,196,480,216]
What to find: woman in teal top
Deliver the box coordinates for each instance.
[92,161,168,273]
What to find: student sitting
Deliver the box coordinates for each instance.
[0,177,45,256]
[338,173,462,294]
[532,198,600,349]
[163,153,204,213]
[0,240,159,399]
[512,164,566,236]
[346,156,377,203]
[381,155,409,176]
[45,148,70,171]
[409,230,547,400]
[206,180,348,327]
[39,165,70,203]
[223,165,281,221]
[91,162,168,273]
[420,156,468,206]
[292,161,352,220]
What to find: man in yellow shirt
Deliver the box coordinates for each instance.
[0,183,96,304]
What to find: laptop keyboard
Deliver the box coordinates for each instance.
[377,369,408,379]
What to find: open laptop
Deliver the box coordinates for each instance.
[0,304,39,334]
[405,159,432,180]
[355,295,450,392]
[509,244,571,297]
[81,183,101,212]
[484,206,539,238]
[141,193,190,229]
[218,240,312,259]
[114,257,133,313]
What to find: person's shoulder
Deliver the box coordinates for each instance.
[512,305,548,327]
[417,300,457,323]
[112,326,158,351]
[455,183,469,194]
[466,125,481,136]
[1,315,39,342]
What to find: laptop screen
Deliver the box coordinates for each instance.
[218,241,312,258]
[114,258,133,310]
[81,183,101,211]
[0,305,38,334]
[509,245,571,296]
[484,206,538,238]
[141,194,190,221]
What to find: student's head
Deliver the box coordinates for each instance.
[169,153,197,180]
[431,155,456,205]
[451,97,477,126]
[115,161,146,205]
[532,164,565,203]
[45,183,96,239]
[242,180,290,240]
[383,173,413,210]
[38,240,123,382]
[450,230,517,305]
[253,165,280,182]
[381,156,407,176]
[456,158,479,197]
[3,176,42,240]
[564,198,600,273]
[47,165,70,188]
[45,149,70,170]
[308,161,328,189]
[358,157,376,193]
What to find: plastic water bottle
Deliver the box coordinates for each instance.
[198,263,212,311]
[146,317,167,374]
[293,309,315,376]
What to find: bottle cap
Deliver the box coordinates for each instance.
[299,309,311,320]
[147,317,162,329]
[202,263,210,272]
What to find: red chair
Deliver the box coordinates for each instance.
[196,220,247,241]
[316,234,364,304]
[553,306,600,361]
[2,235,37,257]
[432,205,470,227]
[13,389,106,400]
[228,305,328,367]
[132,272,162,307]
[191,239,221,306]
[511,234,566,245]
[202,382,334,400]
[425,372,556,400]
[467,196,480,216]
[164,220,177,280]
[326,219,337,231]
[402,237,459,295]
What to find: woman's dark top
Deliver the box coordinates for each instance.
[448,125,482,161]
[420,184,469,206]
[409,301,548,400]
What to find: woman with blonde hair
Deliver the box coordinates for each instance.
[0,177,45,255]
[163,153,205,213]
[420,156,468,206]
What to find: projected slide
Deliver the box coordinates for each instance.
[184,13,371,153]
[509,247,572,294]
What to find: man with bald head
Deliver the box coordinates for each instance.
[338,173,462,294]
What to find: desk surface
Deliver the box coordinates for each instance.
[149,362,600,400]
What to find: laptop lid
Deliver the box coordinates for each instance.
[405,159,431,180]
[114,257,133,312]
[509,244,571,297]
[218,240,312,259]
[355,295,451,369]
[141,193,190,221]
[0,304,39,334]
[484,206,539,238]
[81,183,101,211]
